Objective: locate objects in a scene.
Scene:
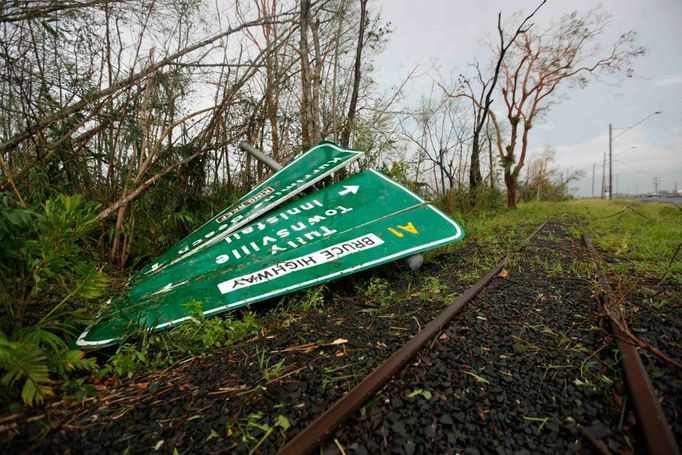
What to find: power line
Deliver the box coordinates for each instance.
[609,112,662,201]
[612,111,663,140]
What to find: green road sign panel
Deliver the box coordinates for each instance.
[76,171,464,348]
[133,142,362,282]
[120,170,424,302]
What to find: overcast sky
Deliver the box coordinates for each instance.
[374,0,682,196]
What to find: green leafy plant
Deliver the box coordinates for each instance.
[101,344,147,378]
[0,333,53,406]
[0,330,96,405]
[60,377,99,401]
[0,194,105,406]
[140,310,261,369]
[360,277,395,310]
[97,305,261,377]
[420,276,448,301]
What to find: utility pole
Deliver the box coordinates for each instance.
[616,174,620,196]
[608,123,613,200]
[592,163,595,197]
[653,176,660,194]
[608,112,662,200]
[601,152,606,199]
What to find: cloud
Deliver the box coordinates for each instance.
[651,73,682,88]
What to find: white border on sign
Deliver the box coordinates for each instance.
[76,204,464,348]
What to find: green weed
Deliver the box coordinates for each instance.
[568,260,597,277]
[101,344,147,378]
[420,276,448,301]
[451,199,680,285]
[407,388,433,399]
[281,285,326,312]
[547,261,564,278]
[102,309,261,374]
[225,411,291,453]
[321,362,359,391]
[60,377,99,401]
[360,277,395,309]
[258,350,285,382]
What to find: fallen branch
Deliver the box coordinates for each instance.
[271,338,348,354]
[655,242,682,287]
[0,12,294,158]
[588,252,682,370]
[602,301,682,369]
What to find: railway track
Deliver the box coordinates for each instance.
[278,221,679,455]
[584,233,678,455]
[5,220,680,454]
[276,222,548,454]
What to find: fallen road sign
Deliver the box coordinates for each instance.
[76,172,464,348]
[119,170,425,302]
[132,142,362,282]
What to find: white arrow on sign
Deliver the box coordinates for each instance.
[339,185,359,196]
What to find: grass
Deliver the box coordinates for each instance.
[446,199,681,284]
[258,350,285,382]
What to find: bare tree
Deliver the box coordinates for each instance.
[401,83,469,195]
[0,9,292,160]
[0,0,395,267]
[497,6,644,208]
[457,0,545,203]
[521,145,585,202]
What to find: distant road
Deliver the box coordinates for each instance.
[639,196,682,207]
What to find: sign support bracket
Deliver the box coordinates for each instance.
[239,141,283,171]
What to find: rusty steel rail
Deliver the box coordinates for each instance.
[584,233,679,455]
[277,221,548,455]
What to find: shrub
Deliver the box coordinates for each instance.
[0,194,106,405]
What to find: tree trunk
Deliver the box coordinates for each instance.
[487,126,495,190]
[340,0,367,148]
[439,148,446,195]
[299,0,314,148]
[469,134,482,193]
[504,170,517,209]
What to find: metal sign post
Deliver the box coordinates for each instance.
[239,141,283,171]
